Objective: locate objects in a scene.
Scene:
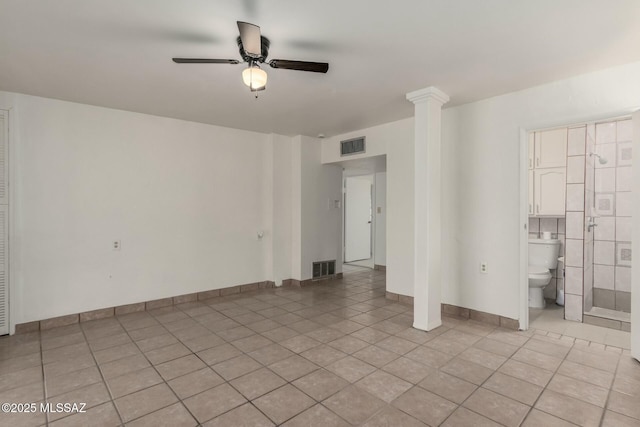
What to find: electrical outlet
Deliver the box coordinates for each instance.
[480,262,488,274]
[113,240,121,251]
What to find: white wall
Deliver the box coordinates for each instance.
[299,136,343,279]
[322,118,414,296]
[1,92,276,325]
[441,62,640,320]
[323,61,640,322]
[374,172,387,266]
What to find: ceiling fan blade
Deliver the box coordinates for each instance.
[172,58,240,64]
[268,59,329,73]
[237,21,262,58]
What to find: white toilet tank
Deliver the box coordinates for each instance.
[529,239,561,269]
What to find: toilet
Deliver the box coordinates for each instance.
[528,238,561,308]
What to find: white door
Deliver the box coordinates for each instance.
[345,177,372,262]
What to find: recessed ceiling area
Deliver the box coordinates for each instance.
[1,0,640,137]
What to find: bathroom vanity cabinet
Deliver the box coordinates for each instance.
[528,128,567,216]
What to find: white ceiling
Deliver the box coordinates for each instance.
[1,1,640,137]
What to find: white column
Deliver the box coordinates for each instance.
[406,87,449,331]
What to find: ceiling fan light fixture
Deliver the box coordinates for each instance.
[242,63,267,90]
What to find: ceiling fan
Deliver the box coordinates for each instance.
[172,21,329,95]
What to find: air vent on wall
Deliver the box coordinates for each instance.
[312,260,336,280]
[341,137,365,156]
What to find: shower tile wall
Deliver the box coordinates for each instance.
[564,126,587,322]
[583,125,595,313]
[592,119,633,312]
[528,217,565,301]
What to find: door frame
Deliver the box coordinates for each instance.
[519,108,639,339]
[343,174,374,263]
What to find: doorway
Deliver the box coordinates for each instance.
[344,175,373,266]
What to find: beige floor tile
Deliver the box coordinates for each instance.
[361,405,426,427]
[483,371,542,405]
[47,382,111,422]
[92,342,140,365]
[253,384,315,425]
[463,388,530,427]
[382,356,436,384]
[45,366,102,398]
[99,354,150,379]
[43,353,96,378]
[212,354,263,381]
[167,367,223,399]
[473,337,519,357]
[0,365,42,392]
[180,333,224,353]
[392,386,457,426]
[325,385,386,425]
[512,347,563,372]
[114,383,177,423]
[602,410,640,427]
[613,375,640,397]
[458,347,507,370]
[197,343,243,366]
[418,371,477,404]
[521,408,577,427]
[608,390,640,420]
[424,335,469,356]
[305,327,345,343]
[183,383,247,423]
[281,335,322,353]
[547,374,609,407]
[49,401,120,427]
[261,326,299,342]
[126,402,196,427]
[566,347,619,373]
[325,355,377,383]
[229,367,287,400]
[155,354,206,381]
[557,360,614,389]
[202,403,275,427]
[282,404,349,427]
[352,345,399,368]
[300,344,348,367]
[42,342,91,364]
[269,354,318,381]
[328,335,370,354]
[1,403,47,427]
[375,336,418,355]
[355,370,412,403]
[0,380,44,403]
[498,359,553,387]
[535,389,603,427]
[350,326,391,344]
[144,342,191,365]
[441,407,502,427]
[525,336,572,359]
[292,369,349,401]
[441,357,494,385]
[106,366,163,398]
[248,343,295,365]
[404,345,453,368]
[216,326,255,342]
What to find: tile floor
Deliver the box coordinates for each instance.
[1,268,639,426]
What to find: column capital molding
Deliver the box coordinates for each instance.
[406,86,450,105]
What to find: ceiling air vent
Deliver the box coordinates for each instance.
[341,137,366,156]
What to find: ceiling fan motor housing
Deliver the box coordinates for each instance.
[237,36,270,63]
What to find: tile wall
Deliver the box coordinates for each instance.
[592,119,633,313]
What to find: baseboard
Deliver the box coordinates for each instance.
[282,272,343,288]
[374,264,387,271]
[14,280,276,334]
[384,292,519,331]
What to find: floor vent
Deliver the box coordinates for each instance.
[312,260,336,280]
[341,137,365,156]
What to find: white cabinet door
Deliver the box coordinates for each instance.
[535,128,567,168]
[528,133,535,170]
[528,170,534,215]
[534,168,566,216]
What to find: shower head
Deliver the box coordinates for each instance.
[589,152,608,165]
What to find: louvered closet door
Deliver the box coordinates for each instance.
[0,111,8,335]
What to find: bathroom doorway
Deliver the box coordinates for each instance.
[521,115,634,344]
